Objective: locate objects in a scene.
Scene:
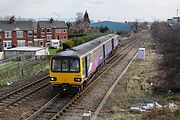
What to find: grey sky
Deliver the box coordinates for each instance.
[0,0,179,22]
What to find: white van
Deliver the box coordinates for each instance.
[50,39,60,48]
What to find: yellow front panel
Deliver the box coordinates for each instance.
[50,72,83,85]
[49,59,83,86]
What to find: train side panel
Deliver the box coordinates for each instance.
[86,46,104,77]
[113,36,119,49]
[104,40,112,58]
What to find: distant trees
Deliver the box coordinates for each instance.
[83,11,90,23]
[68,11,91,35]
[75,12,84,25]
[151,22,180,93]
[71,33,108,46]
[99,26,109,33]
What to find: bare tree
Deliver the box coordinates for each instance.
[75,12,83,25]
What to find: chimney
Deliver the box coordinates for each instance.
[50,17,54,23]
[9,16,16,24]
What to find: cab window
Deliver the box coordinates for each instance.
[62,59,69,72]
[51,57,80,73]
[52,58,61,72]
[70,59,79,72]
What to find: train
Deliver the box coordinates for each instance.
[49,34,119,92]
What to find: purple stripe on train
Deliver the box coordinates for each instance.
[88,54,104,76]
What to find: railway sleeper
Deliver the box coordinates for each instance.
[1,100,12,103]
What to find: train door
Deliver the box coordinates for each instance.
[112,38,114,50]
[82,57,88,78]
[0,35,1,52]
[85,56,88,77]
[103,45,105,59]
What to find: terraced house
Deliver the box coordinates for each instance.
[0,16,33,51]
[35,18,68,47]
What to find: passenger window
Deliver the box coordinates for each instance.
[82,58,86,77]
[70,59,79,72]
[62,59,69,72]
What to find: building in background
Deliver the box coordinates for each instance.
[0,16,33,51]
[35,18,68,47]
[91,21,132,34]
[167,17,180,24]
[3,46,49,59]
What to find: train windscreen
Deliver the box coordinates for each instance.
[51,57,80,73]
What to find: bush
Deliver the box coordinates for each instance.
[56,48,62,53]
[62,40,75,51]
[72,33,109,46]
[141,109,180,120]
[151,22,180,93]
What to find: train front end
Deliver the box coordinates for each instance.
[49,51,83,92]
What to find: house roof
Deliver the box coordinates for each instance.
[38,21,67,28]
[0,21,33,31]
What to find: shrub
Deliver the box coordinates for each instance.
[72,33,109,46]
[62,40,75,51]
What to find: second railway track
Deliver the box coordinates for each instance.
[0,76,50,112]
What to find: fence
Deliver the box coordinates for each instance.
[0,55,50,86]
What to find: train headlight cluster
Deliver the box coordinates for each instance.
[50,77,57,81]
[74,78,82,82]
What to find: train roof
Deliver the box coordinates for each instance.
[54,50,80,58]
[54,34,118,58]
[73,34,118,56]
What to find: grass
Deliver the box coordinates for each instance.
[103,37,167,120]
[49,48,59,55]
[0,60,49,86]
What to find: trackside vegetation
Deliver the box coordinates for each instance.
[50,33,110,54]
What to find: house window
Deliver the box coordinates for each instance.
[17,40,25,47]
[57,36,60,40]
[56,29,61,33]
[47,35,51,42]
[39,41,43,47]
[63,29,67,33]
[47,28,51,33]
[34,41,38,46]
[34,28,37,33]
[41,28,45,32]
[3,41,12,49]
[64,36,66,39]
[17,31,23,38]
[28,31,33,37]
[5,31,12,38]
[28,41,33,46]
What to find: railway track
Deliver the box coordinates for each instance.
[50,31,150,120]
[0,76,49,112]
[22,30,150,120]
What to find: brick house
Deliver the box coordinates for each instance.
[34,18,68,47]
[0,16,33,51]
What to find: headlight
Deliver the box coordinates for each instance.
[74,78,82,82]
[50,77,57,81]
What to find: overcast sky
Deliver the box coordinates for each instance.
[0,0,179,22]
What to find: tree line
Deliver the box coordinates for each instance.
[151,22,180,93]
